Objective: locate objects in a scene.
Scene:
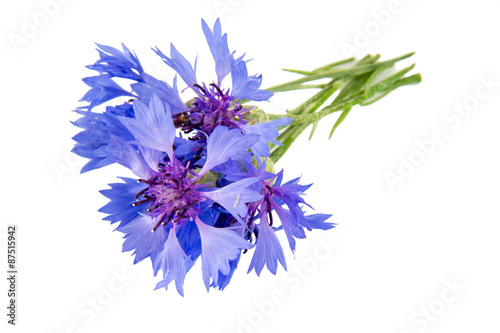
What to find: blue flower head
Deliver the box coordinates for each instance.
[72,18,334,294]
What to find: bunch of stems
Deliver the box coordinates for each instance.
[259,53,422,162]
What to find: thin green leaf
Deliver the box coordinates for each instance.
[282,68,313,75]
[329,108,351,139]
[310,57,356,73]
[309,120,319,140]
[288,80,342,116]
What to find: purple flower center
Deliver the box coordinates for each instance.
[134,161,205,232]
[173,83,248,138]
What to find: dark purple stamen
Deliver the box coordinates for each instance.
[133,197,155,206]
[152,211,175,232]
[265,197,274,226]
[210,82,224,96]
[193,83,207,95]
[134,187,148,200]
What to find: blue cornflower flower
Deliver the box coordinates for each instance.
[73,18,285,173]
[154,19,277,141]
[218,160,336,275]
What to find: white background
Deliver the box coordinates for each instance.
[1,0,500,332]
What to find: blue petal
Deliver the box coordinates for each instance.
[271,202,306,254]
[153,44,197,87]
[305,214,337,230]
[117,215,168,264]
[88,43,144,81]
[81,43,144,110]
[153,226,188,296]
[79,156,114,173]
[202,177,263,224]
[213,254,241,291]
[248,214,287,275]
[131,74,187,115]
[241,117,293,161]
[138,146,162,172]
[177,216,203,269]
[72,105,135,173]
[198,126,259,176]
[194,216,253,290]
[119,93,176,159]
[202,18,231,85]
[271,176,312,209]
[101,135,152,178]
[275,190,311,235]
[218,160,272,186]
[80,75,135,109]
[231,58,273,101]
[99,177,146,228]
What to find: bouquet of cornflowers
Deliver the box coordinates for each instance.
[72,19,420,295]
